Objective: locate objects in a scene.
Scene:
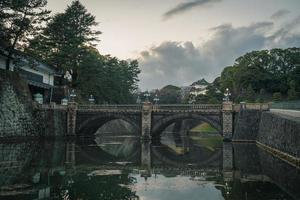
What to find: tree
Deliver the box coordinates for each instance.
[76,48,140,104]
[288,80,298,100]
[195,94,210,104]
[257,88,266,103]
[0,0,50,70]
[156,85,181,104]
[27,0,101,85]
[243,85,256,102]
[219,48,300,102]
[207,78,223,102]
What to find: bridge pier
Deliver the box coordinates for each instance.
[223,142,233,181]
[65,141,76,169]
[141,102,152,140]
[67,102,77,136]
[222,102,233,140]
[141,141,151,169]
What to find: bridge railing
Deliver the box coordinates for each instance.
[35,103,67,110]
[77,104,142,111]
[233,103,270,112]
[152,104,222,112]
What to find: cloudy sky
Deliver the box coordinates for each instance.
[47,0,300,90]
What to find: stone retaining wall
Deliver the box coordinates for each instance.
[257,112,300,158]
[233,110,262,141]
[37,109,67,137]
[0,70,39,138]
[233,108,300,161]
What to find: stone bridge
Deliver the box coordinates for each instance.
[63,102,269,140]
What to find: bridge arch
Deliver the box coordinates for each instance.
[151,144,222,168]
[75,141,140,165]
[76,113,140,136]
[151,113,222,138]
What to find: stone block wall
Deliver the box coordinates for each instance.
[233,143,262,174]
[37,109,67,137]
[257,112,300,158]
[0,70,39,138]
[233,110,262,141]
[258,147,300,199]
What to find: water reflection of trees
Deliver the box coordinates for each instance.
[59,172,139,200]
[0,138,299,199]
[0,142,39,185]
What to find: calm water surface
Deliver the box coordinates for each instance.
[0,132,300,200]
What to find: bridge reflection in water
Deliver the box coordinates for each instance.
[0,133,300,199]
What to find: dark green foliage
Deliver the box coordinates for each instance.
[257,88,267,103]
[156,85,181,104]
[287,80,298,100]
[272,92,282,102]
[26,0,101,85]
[194,85,223,104]
[76,48,140,104]
[24,1,140,104]
[0,0,50,69]
[219,48,300,102]
[195,94,210,104]
[243,85,256,103]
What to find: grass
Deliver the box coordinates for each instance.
[190,122,217,133]
[190,136,223,151]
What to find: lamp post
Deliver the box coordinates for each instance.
[144,91,150,103]
[153,94,160,104]
[223,88,231,102]
[88,94,95,104]
[136,95,141,104]
[69,89,76,102]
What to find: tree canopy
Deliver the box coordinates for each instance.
[0,0,141,104]
[76,47,140,104]
[218,48,300,102]
[0,0,50,69]
[27,0,101,85]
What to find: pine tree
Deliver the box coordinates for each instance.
[0,0,50,70]
[27,0,101,86]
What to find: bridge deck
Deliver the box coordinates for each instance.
[36,103,270,112]
[77,104,222,113]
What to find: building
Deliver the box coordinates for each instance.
[189,79,209,96]
[0,47,59,104]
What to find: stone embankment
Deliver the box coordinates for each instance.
[257,111,300,162]
[0,70,39,138]
[37,108,67,137]
[233,107,300,165]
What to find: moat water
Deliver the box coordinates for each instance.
[0,132,300,200]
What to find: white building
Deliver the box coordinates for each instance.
[0,48,58,103]
[189,79,209,96]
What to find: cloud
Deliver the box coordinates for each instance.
[271,9,290,20]
[163,0,222,20]
[138,18,300,90]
